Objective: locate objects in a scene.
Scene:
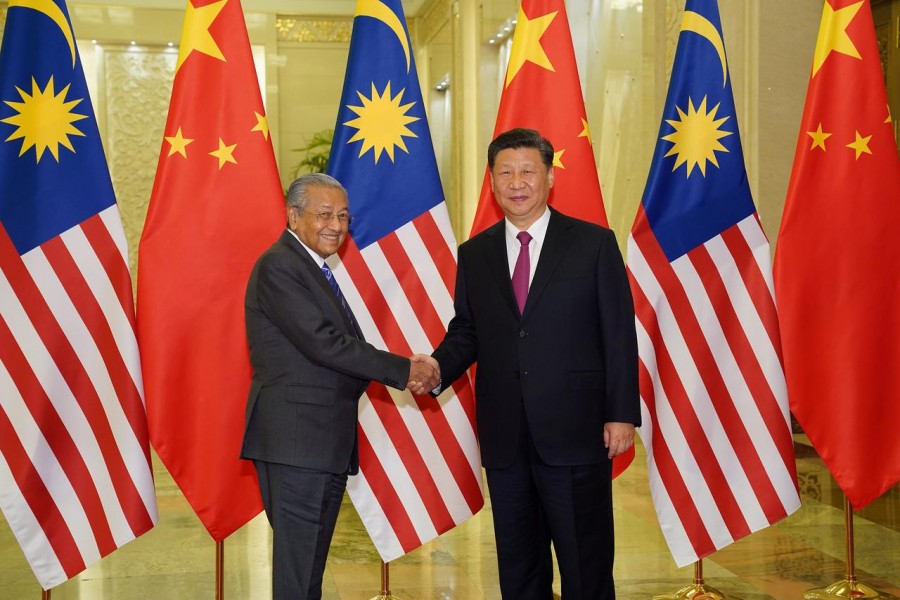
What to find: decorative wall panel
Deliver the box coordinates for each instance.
[275,17,351,43]
[101,46,176,278]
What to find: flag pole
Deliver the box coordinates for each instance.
[368,560,399,600]
[216,540,224,600]
[652,558,740,600]
[41,589,50,600]
[801,494,886,599]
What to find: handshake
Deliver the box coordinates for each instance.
[407,354,441,395]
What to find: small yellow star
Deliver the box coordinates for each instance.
[553,149,565,169]
[176,0,228,74]
[209,138,237,168]
[251,112,270,140]
[846,130,872,159]
[812,0,862,76]
[505,7,557,88]
[886,104,893,125]
[807,122,831,151]
[578,118,592,146]
[165,127,194,158]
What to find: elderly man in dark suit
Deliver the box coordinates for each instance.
[241,172,436,600]
[416,129,639,599]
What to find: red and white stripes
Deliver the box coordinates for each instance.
[0,205,157,589]
[332,204,483,561]
[627,211,799,567]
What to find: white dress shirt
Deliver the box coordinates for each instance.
[504,207,551,286]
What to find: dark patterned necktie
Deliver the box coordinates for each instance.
[321,264,355,323]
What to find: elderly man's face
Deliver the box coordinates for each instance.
[289,185,349,258]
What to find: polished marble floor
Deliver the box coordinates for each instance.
[2,437,898,599]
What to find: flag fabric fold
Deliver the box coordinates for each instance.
[0,0,157,588]
[326,0,483,561]
[774,0,900,510]
[626,0,800,567]
[472,0,634,477]
[137,0,284,541]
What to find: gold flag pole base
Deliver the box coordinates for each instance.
[803,496,900,600]
[652,582,739,600]
[803,579,897,600]
[368,560,401,600]
[653,559,741,600]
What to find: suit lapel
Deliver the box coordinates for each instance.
[485,221,520,317]
[522,209,573,318]
[280,231,362,338]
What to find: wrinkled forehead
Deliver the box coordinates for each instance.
[306,185,349,211]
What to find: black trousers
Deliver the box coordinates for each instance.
[254,460,348,600]
[485,422,615,600]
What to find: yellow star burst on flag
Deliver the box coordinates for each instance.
[807,122,831,151]
[661,95,732,177]
[505,7,557,88]
[812,0,863,76]
[1,76,87,163]
[209,137,237,168]
[251,112,270,140]
[176,0,228,74]
[165,126,194,157]
[343,81,419,164]
[846,130,872,159]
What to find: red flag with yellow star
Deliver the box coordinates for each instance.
[470,0,607,236]
[774,0,900,510]
[472,0,634,476]
[137,0,283,540]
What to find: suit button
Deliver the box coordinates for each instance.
[518,329,527,338]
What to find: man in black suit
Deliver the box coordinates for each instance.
[417,129,639,599]
[241,173,436,600]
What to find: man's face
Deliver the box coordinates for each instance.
[289,185,349,258]
[490,147,554,229]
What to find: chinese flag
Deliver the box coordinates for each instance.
[474,0,633,476]
[774,0,900,510]
[137,0,284,540]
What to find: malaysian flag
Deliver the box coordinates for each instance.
[326,0,483,560]
[625,0,799,567]
[0,0,157,589]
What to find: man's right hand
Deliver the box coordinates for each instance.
[407,354,440,394]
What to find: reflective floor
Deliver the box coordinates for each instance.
[2,436,899,599]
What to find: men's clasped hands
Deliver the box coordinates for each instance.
[407,354,440,394]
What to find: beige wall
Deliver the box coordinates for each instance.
[1,0,826,255]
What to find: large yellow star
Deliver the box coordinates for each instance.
[165,127,194,158]
[553,149,565,169]
[252,111,270,140]
[209,138,237,168]
[812,0,862,76]
[175,0,228,74]
[846,130,872,159]
[505,7,557,88]
[807,122,831,151]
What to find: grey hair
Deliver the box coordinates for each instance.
[285,172,348,212]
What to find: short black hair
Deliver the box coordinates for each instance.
[487,128,554,170]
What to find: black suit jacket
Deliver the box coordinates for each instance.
[433,208,640,469]
[241,231,409,474]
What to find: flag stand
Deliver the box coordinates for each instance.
[802,496,889,599]
[368,560,400,600]
[216,540,225,600]
[652,558,739,600]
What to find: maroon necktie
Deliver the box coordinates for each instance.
[511,231,533,314]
